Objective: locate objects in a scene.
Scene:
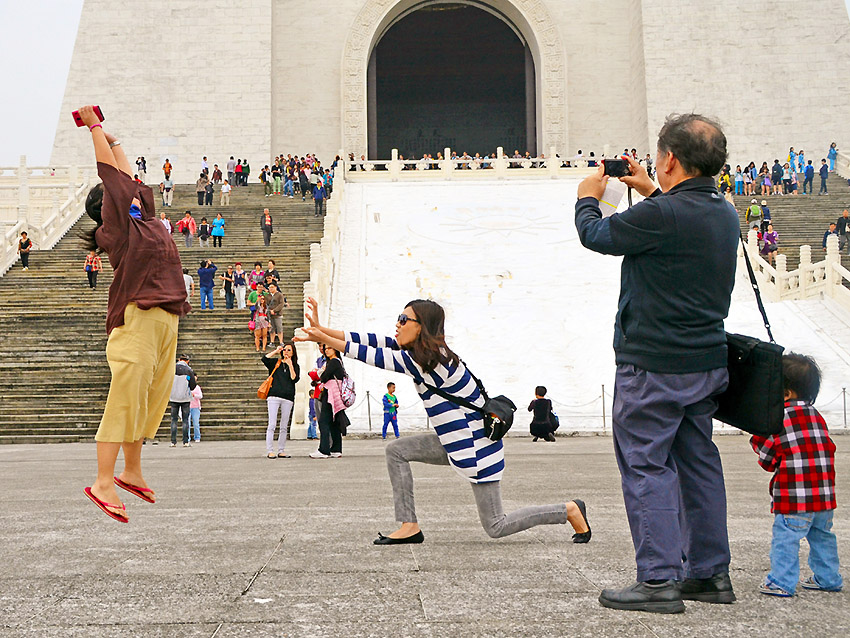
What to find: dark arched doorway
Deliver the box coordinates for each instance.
[368,1,535,160]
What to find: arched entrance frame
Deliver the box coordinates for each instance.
[341,0,567,158]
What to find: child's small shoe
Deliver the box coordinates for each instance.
[759,582,794,597]
[801,576,842,592]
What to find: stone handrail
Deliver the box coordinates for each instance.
[344,146,598,181]
[836,149,850,180]
[743,229,850,309]
[1,156,96,276]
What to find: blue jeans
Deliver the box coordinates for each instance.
[200,286,214,309]
[284,179,294,196]
[734,181,743,195]
[307,398,318,438]
[383,413,399,439]
[170,402,190,444]
[612,364,730,582]
[767,511,843,594]
[189,407,201,441]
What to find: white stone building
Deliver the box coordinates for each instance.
[52,0,850,182]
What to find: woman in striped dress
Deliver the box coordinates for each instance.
[295,297,591,545]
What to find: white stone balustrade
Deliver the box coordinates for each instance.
[343,147,595,181]
[1,156,97,276]
[742,229,850,309]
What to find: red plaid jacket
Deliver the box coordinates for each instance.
[750,400,837,514]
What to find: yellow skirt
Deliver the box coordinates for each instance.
[95,303,179,443]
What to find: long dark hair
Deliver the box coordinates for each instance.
[403,299,459,373]
[281,341,299,368]
[79,183,104,253]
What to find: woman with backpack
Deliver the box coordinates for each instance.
[308,344,349,459]
[295,297,591,546]
[261,343,300,458]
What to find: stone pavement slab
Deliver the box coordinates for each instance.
[1,437,848,637]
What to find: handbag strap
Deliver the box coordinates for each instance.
[739,230,775,343]
[420,359,489,416]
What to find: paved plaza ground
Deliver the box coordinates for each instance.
[1,436,848,637]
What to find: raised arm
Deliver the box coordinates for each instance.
[78,106,133,176]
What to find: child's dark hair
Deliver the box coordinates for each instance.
[783,353,821,403]
[387,382,395,390]
[80,183,104,253]
[535,386,547,396]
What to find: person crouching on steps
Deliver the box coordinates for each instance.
[77,105,190,523]
[295,297,591,546]
[382,382,400,440]
[751,353,843,597]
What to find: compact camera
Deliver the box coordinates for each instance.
[603,158,630,178]
[72,106,104,127]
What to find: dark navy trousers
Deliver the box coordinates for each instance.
[612,364,731,582]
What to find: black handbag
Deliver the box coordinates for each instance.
[422,362,517,441]
[714,233,785,436]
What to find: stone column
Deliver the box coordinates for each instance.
[17,155,28,225]
[825,233,840,296]
[798,245,811,298]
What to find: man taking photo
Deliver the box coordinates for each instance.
[575,113,739,614]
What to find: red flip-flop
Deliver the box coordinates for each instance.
[114,477,156,503]
[84,487,128,523]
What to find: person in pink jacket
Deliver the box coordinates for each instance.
[189,383,203,442]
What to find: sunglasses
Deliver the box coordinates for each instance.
[397,314,420,326]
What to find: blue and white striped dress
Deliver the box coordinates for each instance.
[344,332,505,483]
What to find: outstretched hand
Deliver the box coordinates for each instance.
[576,165,609,201]
[305,297,320,328]
[293,326,325,344]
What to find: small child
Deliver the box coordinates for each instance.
[382,382,400,440]
[750,353,843,597]
[528,385,557,442]
[189,383,203,443]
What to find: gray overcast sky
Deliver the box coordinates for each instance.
[2,0,850,167]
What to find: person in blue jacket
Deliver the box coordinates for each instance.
[197,259,217,310]
[313,180,327,217]
[803,160,815,195]
[819,159,829,194]
[382,382,400,440]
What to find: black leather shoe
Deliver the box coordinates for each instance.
[599,581,685,614]
[680,572,736,603]
[373,531,425,545]
[571,499,591,544]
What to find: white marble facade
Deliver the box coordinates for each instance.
[52,0,850,182]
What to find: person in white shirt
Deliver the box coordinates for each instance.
[182,268,194,302]
[220,180,232,206]
[159,211,172,233]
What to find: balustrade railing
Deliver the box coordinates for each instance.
[836,149,850,181]
[1,156,96,276]
[343,146,597,181]
[743,229,850,309]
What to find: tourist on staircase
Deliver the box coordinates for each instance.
[220,265,235,309]
[161,175,174,207]
[234,160,243,187]
[227,156,236,184]
[76,104,190,523]
[272,163,282,195]
[233,262,247,309]
[204,178,214,206]
[819,159,829,194]
[822,222,839,251]
[828,142,838,172]
[176,211,197,248]
[260,209,273,246]
[195,173,208,206]
[253,294,270,351]
[198,259,217,310]
[313,178,327,217]
[299,168,310,201]
[211,212,226,247]
[295,298,591,544]
[261,343,300,459]
[220,179,232,206]
[836,210,850,253]
[242,160,250,185]
[198,217,211,248]
[17,231,31,271]
[761,223,779,265]
[84,249,102,289]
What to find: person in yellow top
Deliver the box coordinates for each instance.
[84,249,103,289]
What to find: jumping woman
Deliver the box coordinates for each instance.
[295,297,591,545]
[78,105,191,522]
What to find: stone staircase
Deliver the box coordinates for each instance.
[0,183,325,443]
[731,188,850,270]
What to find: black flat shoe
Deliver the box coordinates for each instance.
[572,499,591,544]
[373,530,425,545]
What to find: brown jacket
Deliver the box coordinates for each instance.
[267,291,284,315]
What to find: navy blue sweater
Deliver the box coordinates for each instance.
[575,176,739,373]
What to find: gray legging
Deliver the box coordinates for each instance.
[386,433,568,538]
